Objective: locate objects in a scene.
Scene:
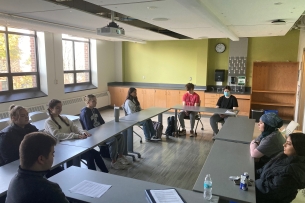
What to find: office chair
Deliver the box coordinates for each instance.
[0,120,9,131]
[177,101,204,137]
[281,120,299,137]
[121,105,143,143]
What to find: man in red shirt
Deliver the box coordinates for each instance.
[179,83,200,137]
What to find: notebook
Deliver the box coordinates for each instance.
[145,188,186,203]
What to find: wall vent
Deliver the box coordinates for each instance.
[62,97,83,106]
[0,112,9,119]
[26,105,46,113]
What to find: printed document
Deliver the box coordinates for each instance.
[146,189,185,203]
[69,180,111,198]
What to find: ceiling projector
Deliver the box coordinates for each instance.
[97,21,125,36]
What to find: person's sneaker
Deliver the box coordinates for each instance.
[145,138,151,142]
[111,161,127,170]
[151,136,161,141]
[117,156,131,165]
[190,130,196,137]
[179,129,186,136]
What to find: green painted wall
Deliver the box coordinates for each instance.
[207,38,230,85]
[122,30,299,87]
[123,39,208,86]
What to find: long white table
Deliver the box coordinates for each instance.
[0,144,89,197]
[49,166,220,203]
[171,105,237,134]
[193,140,256,203]
[214,117,256,144]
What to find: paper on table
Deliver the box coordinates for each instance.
[69,180,111,198]
[149,189,184,203]
[225,110,236,115]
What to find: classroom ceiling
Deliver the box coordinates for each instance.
[0,0,304,42]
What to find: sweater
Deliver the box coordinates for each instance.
[124,99,141,115]
[6,166,69,203]
[0,123,38,166]
[255,154,305,203]
[80,107,105,130]
[44,116,86,141]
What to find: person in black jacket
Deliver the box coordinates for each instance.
[6,132,69,203]
[0,105,38,166]
[80,94,130,170]
[255,133,305,203]
[209,86,238,136]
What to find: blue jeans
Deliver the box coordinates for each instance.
[105,134,125,161]
[209,113,229,134]
[139,119,156,140]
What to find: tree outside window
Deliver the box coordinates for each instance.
[0,26,39,93]
[62,34,91,85]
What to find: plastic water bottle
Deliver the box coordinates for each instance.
[203,174,212,200]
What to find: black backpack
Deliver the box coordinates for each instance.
[165,116,175,136]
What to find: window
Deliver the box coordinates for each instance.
[62,34,91,86]
[0,26,39,93]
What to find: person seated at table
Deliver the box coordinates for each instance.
[6,132,69,203]
[44,99,108,173]
[255,133,305,203]
[124,87,160,142]
[209,86,238,136]
[0,105,38,166]
[80,94,130,170]
[178,83,200,137]
[250,112,285,169]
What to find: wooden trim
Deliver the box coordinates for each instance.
[252,90,295,94]
[251,102,294,107]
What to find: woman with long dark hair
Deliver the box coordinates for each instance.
[255,133,305,203]
[44,99,108,173]
[124,87,160,142]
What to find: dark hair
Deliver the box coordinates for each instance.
[224,86,231,91]
[47,99,69,129]
[9,104,27,123]
[19,132,56,169]
[125,87,140,106]
[83,94,96,104]
[289,133,305,156]
[185,83,195,91]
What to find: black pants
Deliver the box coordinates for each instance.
[81,149,108,173]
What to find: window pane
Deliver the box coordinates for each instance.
[64,73,74,84]
[0,33,8,73]
[8,27,35,34]
[0,77,8,91]
[62,34,88,41]
[13,75,37,90]
[76,72,90,83]
[62,40,74,71]
[0,26,5,31]
[75,42,89,70]
[9,34,37,73]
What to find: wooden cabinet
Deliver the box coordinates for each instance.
[154,89,167,108]
[196,91,205,106]
[166,90,181,112]
[142,89,155,109]
[108,86,129,107]
[251,62,298,120]
[205,93,220,108]
[235,95,251,117]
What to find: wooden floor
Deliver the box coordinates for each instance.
[97,109,257,190]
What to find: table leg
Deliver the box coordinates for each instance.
[174,109,178,135]
[158,113,163,123]
[127,126,141,159]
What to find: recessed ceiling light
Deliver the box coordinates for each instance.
[152,18,169,21]
[147,6,158,9]
[274,2,282,5]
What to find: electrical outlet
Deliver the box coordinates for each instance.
[189,77,192,81]
[143,76,145,79]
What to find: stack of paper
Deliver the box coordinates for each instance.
[225,110,236,115]
[69,180,112,198]
[145,188,186,203]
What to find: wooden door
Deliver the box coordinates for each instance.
[154,89,167,107]
[297,52,305,131]
[143,89,155,109]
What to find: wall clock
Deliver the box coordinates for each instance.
[215,43,226,53]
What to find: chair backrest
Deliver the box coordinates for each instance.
[0,120,9,131]
[121,105,128,116]
[283,120,299,137]
[30,112,49,122]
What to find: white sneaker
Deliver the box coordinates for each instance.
[111,161,127,170]
[117,156,131,165]
[151,136,161,141]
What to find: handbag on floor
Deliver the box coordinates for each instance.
[152,121,163,138]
